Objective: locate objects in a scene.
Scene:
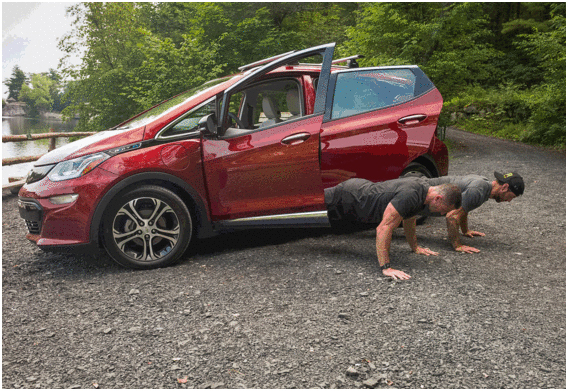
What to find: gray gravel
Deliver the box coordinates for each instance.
[2,127,565,388]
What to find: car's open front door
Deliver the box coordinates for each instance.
[202,43,335,223]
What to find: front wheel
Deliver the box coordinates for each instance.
[102,185,192,269]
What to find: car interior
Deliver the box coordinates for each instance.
[225,78,304,135]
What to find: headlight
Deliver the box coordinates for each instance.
[48,152,111,182]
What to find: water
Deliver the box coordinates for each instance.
[2,116,79,185]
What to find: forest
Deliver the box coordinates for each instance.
[6,2,566,147]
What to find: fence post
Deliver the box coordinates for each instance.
[48,128,56,151]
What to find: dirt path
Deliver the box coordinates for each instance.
[2,128,565,388]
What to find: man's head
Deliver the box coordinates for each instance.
[493,171,524,203]
[428,183,462,215]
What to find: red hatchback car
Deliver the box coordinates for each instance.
[18,43,448,269]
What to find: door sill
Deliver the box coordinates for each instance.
[215,210,330,231]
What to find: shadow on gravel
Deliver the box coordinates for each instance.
[20,227,340,277]
[193,227,335,255]
[22,224,456,278]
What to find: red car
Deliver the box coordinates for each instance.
[18,43,448,269]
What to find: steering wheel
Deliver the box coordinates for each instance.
[227,112,245,129]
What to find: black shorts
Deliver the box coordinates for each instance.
[324,186,344,221]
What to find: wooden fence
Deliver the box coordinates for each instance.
[2,131,96,193]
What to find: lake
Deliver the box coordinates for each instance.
[2,116,79,185]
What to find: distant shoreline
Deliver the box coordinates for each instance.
[2,100,70,120]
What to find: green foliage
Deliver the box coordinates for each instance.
[55,2,565,147]
[342,3,503,97]
[443,82,565,148]
[520,82,566,147]
[18,74,55,115]
[3,65,28,100]
[123,32,224,110]
[58,2,358,131]
[58,3,147,130]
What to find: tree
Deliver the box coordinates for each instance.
[518,3,566,146]
[4,65,28,100]
[44,68,68,112]
[18,74,55,115]
[122,31,224,111]
[341,3,502,98]
[58,2,147,130]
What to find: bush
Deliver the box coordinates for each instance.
[442,84,565,148]
[520,83,566,147]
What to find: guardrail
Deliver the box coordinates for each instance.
[2,131,96,193]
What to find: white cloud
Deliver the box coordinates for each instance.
[2,2,80,98]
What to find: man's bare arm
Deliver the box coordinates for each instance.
[446,208,480,253]
[376,203,411,280]
[459,211,485,237]
[402,217,439,256]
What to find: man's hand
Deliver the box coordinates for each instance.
[462,230,485,237]
[455,245,480,254]
[414,246,439,256]
[382,267,411,280]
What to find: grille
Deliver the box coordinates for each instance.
[25,220,41,234]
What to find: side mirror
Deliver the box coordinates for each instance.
[198,113,217,136]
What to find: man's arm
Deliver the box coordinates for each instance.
[402,218,439,256]
[454,185,487,237]
[459,211,485,237]
[376,203,411,280]
[445,208,481,253]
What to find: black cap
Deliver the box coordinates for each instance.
[494,171,524,196]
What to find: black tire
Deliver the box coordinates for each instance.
[102,185,192,269]
[401,163,434,225]
[401,162,434,179]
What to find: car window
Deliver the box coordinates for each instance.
[118,75,234,130]
[331,69,417,120]
[159,98,216,138]
[225,79,303,132]
[254,80,302,127]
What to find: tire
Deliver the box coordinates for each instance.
[401,163,434,225]
[102,185,193,269]
[401,162,434,179]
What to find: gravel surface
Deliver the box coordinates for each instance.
[2,127,565,389]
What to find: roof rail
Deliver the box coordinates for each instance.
[238,50,296,72]
[331,55,364,68]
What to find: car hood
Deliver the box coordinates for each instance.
[34,127,146,166]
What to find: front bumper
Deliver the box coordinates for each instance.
[18,167,119,249]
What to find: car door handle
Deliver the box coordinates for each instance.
[281,132,311,145]
[398,114,427,125]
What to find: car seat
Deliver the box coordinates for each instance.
[286,89,301,121]
[259,96,281,128]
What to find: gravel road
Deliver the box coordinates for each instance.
[2,127,565,389]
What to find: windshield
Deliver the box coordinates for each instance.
[116,75,236,130]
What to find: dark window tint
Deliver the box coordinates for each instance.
[332,69,417,120]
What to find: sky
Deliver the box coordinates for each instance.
[2,2,81,99]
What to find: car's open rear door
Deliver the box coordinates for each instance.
[320,66,443,188]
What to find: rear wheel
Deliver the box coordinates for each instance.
[102,185,192,269]
[401,162,434,179]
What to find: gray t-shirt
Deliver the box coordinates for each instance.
[425,175,492,213]
[325,177,430,224]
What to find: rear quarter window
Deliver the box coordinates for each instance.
[331,69,418,120]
